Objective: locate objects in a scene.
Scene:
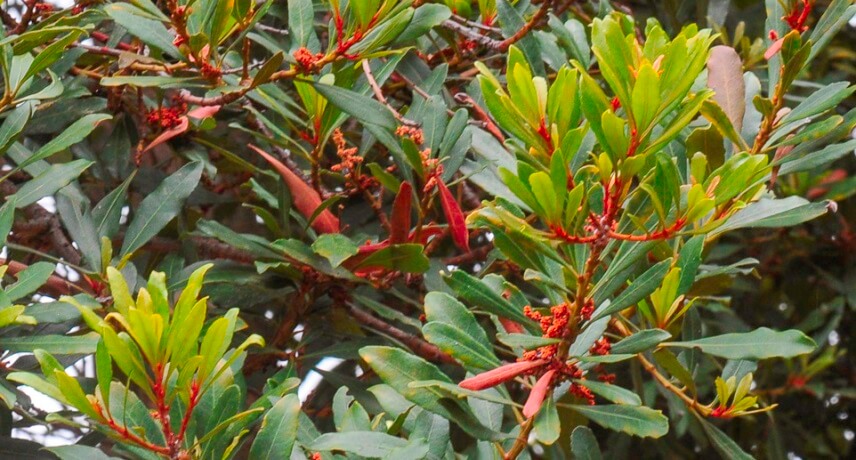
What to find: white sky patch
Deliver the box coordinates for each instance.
[298,357,344,402]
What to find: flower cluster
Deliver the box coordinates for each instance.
[331,129,376,191]
[294,47,325,73]
[146,104,187,130]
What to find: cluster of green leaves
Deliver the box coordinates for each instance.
[0,0,853,459]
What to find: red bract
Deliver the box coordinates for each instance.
[459,360,547,391]
[437,180,470,252]
[390,182,412,244]
[523,369,556,418]
[144,105,221,153]
[249,144,340,234]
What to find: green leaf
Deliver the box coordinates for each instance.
[313,82,397,129]
[780,82,855,126]
[444,270,534,327]
[665,327,816,360]
[248,394,300,460]
[396,4,451,43]
[496,333,561,350]
[46,445,121,460]
[287,0,315,49]
[576,379,642,406]
[571,426,602,460]
[592,259,672,321]
[18,114,111,169]
[359,345,453,412]
[0,333,99,354]
[695,413,754,460]
[611,329,672,355]
[309,431,413,457]
[312,234,359,267]
[0,201,14,249]
[20,31,83,88]
[355,244,430,273]
[121,161,203,256]
[422,322,499,371]
[92,173,136,239]
[424,292,491,350]
[570,404,669,438]
[4,261,54,302]
[104,3,182,57]
[0,101,34,154]
[711,197,828,236]
[11,160,93,208]
[359,346,500,440]
[652,348,696,395]
[252,52,284,87]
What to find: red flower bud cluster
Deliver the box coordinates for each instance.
[146,105,187,130]
[395,125,425,145]
[570,382,596,404]
[784,0,813,32]
[294,47,325,73]
[590,337,611,356]
[579,299,594,321]
[332,129,376,191]
[710,406,731,418]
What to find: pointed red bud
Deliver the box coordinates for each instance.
[390,182,412,244]
[250,144,339,233]
[459,360,546,391]
[523,370,556,418]
[437,181,470,252]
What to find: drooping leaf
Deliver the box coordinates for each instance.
[570,404,669,438]
[437,180,470,252]
[665,327,816,360]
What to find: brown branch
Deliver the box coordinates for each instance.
[1,259,93,297]
[348,304,457,365]
[0,180,82,266]
[496,1,551,51]
[362,60,418,127]
[441,20,504,49]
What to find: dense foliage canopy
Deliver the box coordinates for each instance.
[0,0,854,459]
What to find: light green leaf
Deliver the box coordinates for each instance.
[712,197,828,236]
[665,327,816,360]
[570,404,669,438]
[11,160,93,208]
[312,234,359,267]
[104,3,182,57]
[0,333,99,354]
[248,394,300,460]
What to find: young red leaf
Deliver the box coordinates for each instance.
[459,360,546,391]
[437,180,470,252]
[143,117,189,152]
[390,182,412,244]
[523,370,556,418]
[499,318,526,334]
[249,144,339,233]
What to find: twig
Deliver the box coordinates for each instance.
[362,60,418,127]
[348,304,457,365]
[0,259,93,297]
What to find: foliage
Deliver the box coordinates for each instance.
[0,0,853,459]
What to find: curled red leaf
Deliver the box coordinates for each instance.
[459,360,546,391]
[249,144,339,234]
[390,182,412,244]
[437,181,470,252]
[523,369,556,418]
